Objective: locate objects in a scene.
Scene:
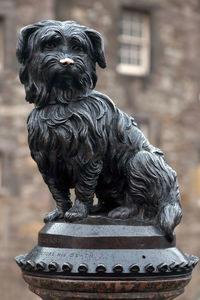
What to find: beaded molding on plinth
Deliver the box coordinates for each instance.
[15,253,198,275]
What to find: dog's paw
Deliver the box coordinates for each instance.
[108,206,138,219]
[44,207,65,223]
[64,199,88,222]
[64,210,87,222]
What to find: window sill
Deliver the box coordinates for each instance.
[116,64,150,77]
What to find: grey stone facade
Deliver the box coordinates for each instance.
[0,0,199,299]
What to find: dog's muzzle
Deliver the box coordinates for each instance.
[60,58,74,65]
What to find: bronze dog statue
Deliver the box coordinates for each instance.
[16,20,182,240]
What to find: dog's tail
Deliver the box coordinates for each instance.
[128,150,182,240]
[158,201,182,241]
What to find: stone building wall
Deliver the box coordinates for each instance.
[0,0,199,299]
[0,1,55,299]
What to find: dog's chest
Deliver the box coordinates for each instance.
[27,100,108,167]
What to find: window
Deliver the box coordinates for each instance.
[0,18,4,70]
[117,11,150,76]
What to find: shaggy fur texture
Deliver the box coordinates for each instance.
[16,20,182,240]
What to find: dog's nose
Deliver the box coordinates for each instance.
[60,58,74,65]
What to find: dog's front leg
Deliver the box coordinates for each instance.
[42,175,72,223]
[65,160,103,222]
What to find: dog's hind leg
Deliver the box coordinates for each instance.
[65,160,103,222]
[108,193,139,219]
[123,150,181,240]
[42,175,72,223]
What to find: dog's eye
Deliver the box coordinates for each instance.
[45,41,57,50]
[72,45,83,51]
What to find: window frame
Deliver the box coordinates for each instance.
[117,10,151,76]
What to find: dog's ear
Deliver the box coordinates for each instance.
[16,23,42,64]
[16,22,50,104]
[85,29,106,68]
[16,23,42,86]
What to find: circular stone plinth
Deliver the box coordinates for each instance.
[15,216,198,276]
[23,272,191,300]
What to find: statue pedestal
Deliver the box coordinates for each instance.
[23,273,191,300]
[15,217,198,300]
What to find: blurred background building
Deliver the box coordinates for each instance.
[0,0,200,299]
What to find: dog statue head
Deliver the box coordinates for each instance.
[16,20,106,107]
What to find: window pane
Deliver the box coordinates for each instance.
[119,43,141,66]
[121,12,143,38]
[131,13,142,37]
[120,14,131,36]
[119,43,130,64]
[130,45,141,65]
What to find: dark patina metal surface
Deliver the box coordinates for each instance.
[16,20,182,241]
